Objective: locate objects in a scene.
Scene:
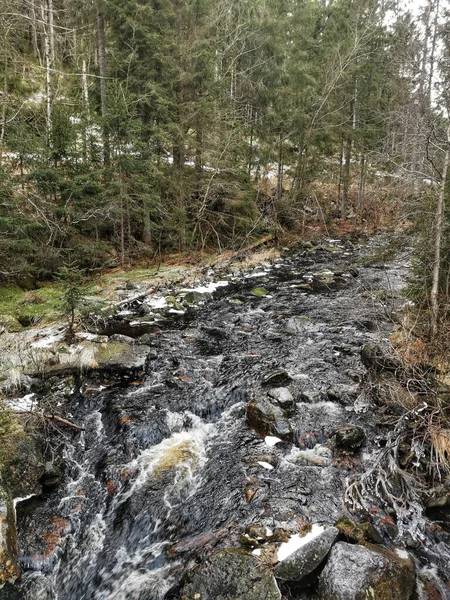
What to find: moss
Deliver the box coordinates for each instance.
[94,342,129,364]
[251,287,268,297]
[152,440,200,477]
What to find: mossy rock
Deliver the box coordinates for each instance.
[251,287,268,297]
[181,548,281,600]
[0,316,23,333]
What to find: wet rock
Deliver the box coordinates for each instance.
[136,330,161,344]
[1,436,44,498]
[39,462,62,491]
[240,533,260,548]
[334,425,366,451]
[0,484,20,586]
[262,370,293,387]
[251,287,268,297]
[424,483,450,508]
[318,542,415,600]
[184,291,212,305]
[97,343,150,371]
[246,525,268,541]
[108,334,136,344]
[268,387,294,409]
[334,517,382,545]
[288,445,332,467]
[247,397,293,442]
[181,548,281,600]
[274,526,339,582]
[327,384,359,405]
[361,343,401,374]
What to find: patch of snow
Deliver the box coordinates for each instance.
[146,296,168,310]
[277,524,325,562]
[168,309,185,315]
[395,549,409,560]
[266,528,273,536]
[257,461,274,470]
[265,436,282,447]
[246,271,269,278]
[252,549,262,556]
[8,393,36,412]
[31,333,64,348]
[182,281,228,294]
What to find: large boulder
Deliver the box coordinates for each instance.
[181,548,281,600]
[274,526,339,582]
[318,542,415,600]
[247,397,293,442]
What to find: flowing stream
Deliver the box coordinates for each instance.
[5,235,448,600]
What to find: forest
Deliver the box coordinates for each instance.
[0,0,447,300]
[2,2,450,599]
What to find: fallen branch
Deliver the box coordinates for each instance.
[43,414,85,431]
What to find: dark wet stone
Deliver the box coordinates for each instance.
[39,462,62,491]
[247,397,293,442]
[181,548,281,600]
[424,484,450,508]
[318,542,415,600]
[334,425,366,450]
[274,526,339,582]
[262,370,293,387]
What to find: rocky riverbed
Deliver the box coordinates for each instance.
[0,234,449,600]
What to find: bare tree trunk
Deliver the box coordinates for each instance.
[430,120,450,336]
[427,0,440,104]
[337,136,344,206]
[0,56,7,166]
[342,137,352,217]
[97,10,110,167]
[41,0,52,140]
[357,152,365,217]
[47,0,55,65]
[81,58,90,160]
[30,0,42,64]
[277,133,283,200]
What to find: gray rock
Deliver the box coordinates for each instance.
[181,548,281,600]
[100,343,151,371]
[247,397,293,442]
[262,370,293,387]
[109,334,136,344]
[275,526,339,582]
[318,542,415,600]
[183,291,211,305]
[268,387,294,409]
[289,445,332,467]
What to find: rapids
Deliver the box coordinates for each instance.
[4,235,448,600]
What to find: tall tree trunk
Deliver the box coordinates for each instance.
[341,137,352,217]
[277,133,283,200]
[430,120,450,336]
[357,152,365,217]
[81,59,90,160]
[0,55,7,166]
[337,137,344,207]
[97,10,110,167]
[427,0,439,105]
[47,0,55,65]
[41,0,52,141]
[195,117,203,196]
